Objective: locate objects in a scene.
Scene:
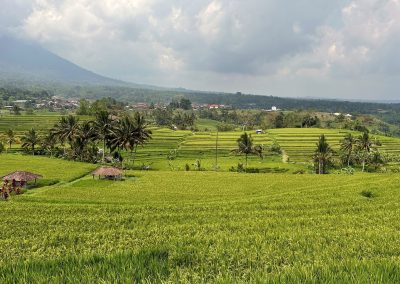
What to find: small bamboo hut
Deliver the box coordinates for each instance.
[92,167,123,180]
[2,171,43,187]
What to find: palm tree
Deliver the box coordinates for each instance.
[340,133,356,167]
[72,121,96,159]
[51,115,80,149]
[41,133,57,157]
[233,132,263,170]
[5,129,16,152]
[93,111,113,162]
[109,113,152,167]
[357,131,379,172]
[109,115,137,152]
[132,112,152,160]
[313,134,333,174]
[21,128,40,155]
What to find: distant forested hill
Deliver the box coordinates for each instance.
[2,83,400,117]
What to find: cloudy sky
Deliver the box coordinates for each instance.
[1,0,400,100]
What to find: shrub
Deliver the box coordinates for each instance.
[229,162,245,173]
[269,140,282,155]
[341,167,355,175]
[167,150,177,160]
[360,190,374,198]
[217,123,236,132]
[192,160,205,171]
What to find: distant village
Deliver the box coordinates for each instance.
[1,96,355,120]
[2,96,79,112]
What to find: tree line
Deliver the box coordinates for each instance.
[1,111,152,167]
[313,132,384,174]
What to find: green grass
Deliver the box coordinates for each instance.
[1,155,400,282]
[195,118,220,131]
[0,154,97,185]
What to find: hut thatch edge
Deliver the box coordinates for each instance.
[92,167,123,177]
[2,171,43,182]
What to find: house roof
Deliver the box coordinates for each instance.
[92,167,123,176]
[2,171,43,182]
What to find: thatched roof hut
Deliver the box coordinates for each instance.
[2,171,43,183]
[92,167,123,180]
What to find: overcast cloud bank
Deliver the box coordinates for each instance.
[1,0,400,99]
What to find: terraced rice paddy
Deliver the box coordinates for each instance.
[1,154,400,282]
[2,114,400,170]
[267,128,350,163]
[133,128,400,171]
[0,113,92,136]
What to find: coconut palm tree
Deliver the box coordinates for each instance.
[109,113,152,167]
[132,112,152,151]
[109,115,136,152]
[93,111,113,162]
[356,131,379,172]
[313,134,333,174]
[5,129,16,152]
[73,121,96,159]
[41,133,57,157]
[233,132,263,170]
[340,133,356,167]
[51,115,80,149]
[21,128,40,155]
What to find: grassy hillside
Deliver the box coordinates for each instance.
[1,155,400,282]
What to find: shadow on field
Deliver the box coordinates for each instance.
[0,248,171,283]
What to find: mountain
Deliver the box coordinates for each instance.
[0,36,135,86]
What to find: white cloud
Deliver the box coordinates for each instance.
[1,0,400,99]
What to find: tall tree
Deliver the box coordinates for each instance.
[5,129,16,152]
[73,121,96,159]
[340,133,356,167]
[356,131,379,172]
[131,112,152,166]
[109,113,152,167]
[21,128,40,155]
[93,111,113,162]
[41,133,57,157]
[233,132,263,170]
[109,115,137,154]
[274,112,284,128]
[76,99,91,115]
[51,115,80,149]
[313,134,333,174]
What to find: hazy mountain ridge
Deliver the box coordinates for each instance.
[0,36,147,87]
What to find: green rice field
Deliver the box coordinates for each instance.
[1,154,400,282]
[2,114,400,172]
